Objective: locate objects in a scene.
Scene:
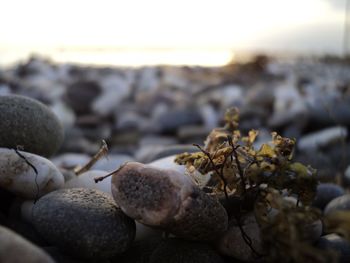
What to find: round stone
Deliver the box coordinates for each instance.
[65,80,101,115]
[149,238,225,263]
[0,95,64,157]
[111,162,228,241]
[32,188,136,260]
[312,183,345,211]
[218,213,263,262]
[324,194,350,215]
[316,234,350,263]
[0,148,64,199]
[0,225,54,263]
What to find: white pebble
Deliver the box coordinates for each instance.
[0,148,64,199]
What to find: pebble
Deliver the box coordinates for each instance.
[51,153,90,170]
[308,98,350,127]
[50,101,76,130]
[301,219,323,243]
[298,126,348,151]
[148,155,186,174]
[294,151,334,180]
[111,162,228,241]
[32,188,136,260]
[149,155,211,188]
[312,183,345,211]
[316,234,350,263]
[345,165,350,184]
[0,148,64,199]
[177,125,211,144]
[65,80,101,115]
[149,238,225,263]
[218,213,263,262]
[0,225,55,263]
[153,107,203,134]
[92,154,134,172]
[137,144,197,163]
[0,95,64,157]
[64,170,112,194]
[92,75,131,116]
[324,194,350,215]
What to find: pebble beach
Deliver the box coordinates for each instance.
[0,54,350,262]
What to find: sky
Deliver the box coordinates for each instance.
[0,0,347,66]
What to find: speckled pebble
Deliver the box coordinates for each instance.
[32,188,136,260]
[0,95,64,157]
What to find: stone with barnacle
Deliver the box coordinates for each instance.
[110,162,228,241]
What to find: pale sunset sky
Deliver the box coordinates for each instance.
[0,0,347,66]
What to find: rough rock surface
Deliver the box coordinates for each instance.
[32,188,136,260]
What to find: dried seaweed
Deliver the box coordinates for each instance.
[175,107,341,262]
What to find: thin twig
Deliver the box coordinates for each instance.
[227,137,246,194]
[74,140,108,175]
[94,162,128,183]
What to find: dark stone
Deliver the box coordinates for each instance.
[0,95,64,157]
[307,98,350,128]
[115,237,163,263]
[0,225,54,263]
[65,81,102,115]
[324,194,350,215]
[316,234,350,263]
[149,238,225,263]
[32,188,136,260]
[0,188,15,215]
[294,152,335,180]
[43,246,86,263]
[155,108,203,134]
[7,219,48,247]
[0,212,7,226]
[312,183,345,211]
[139,144,197,163]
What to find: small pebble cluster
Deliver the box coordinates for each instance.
[0,55,350,262]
